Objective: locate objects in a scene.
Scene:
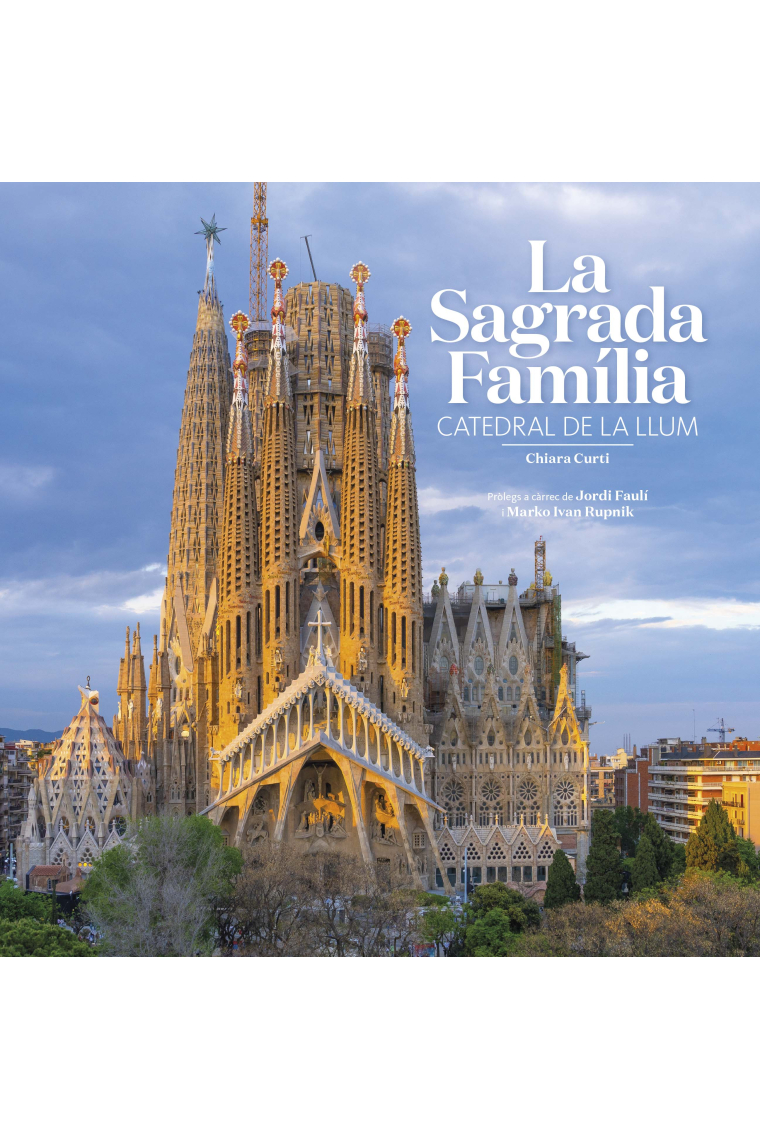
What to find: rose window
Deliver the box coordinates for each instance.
[480,778,502,804]
[518,778,538,805]
[555,779,575,803]
[441,779,464,806]
[553,779,578,827]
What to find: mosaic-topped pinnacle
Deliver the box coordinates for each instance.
[269,258,288,284]
[230,311,250,337]
[391,316,411,342]
[350,262,371,287]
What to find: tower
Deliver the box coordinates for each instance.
[113,624,147,762]
[339,263,383,701]
[164,216,233,661]
[260,259,300,703]
[217,310,262,740]
[383,318,425,744]
[156,217,232,813]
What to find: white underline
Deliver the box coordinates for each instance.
[501,443,634,447]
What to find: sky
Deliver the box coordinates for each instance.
[0,181,758,753]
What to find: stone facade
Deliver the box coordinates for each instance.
[16,686,150,886]
[424,565,592,879]
[104,234,591,890]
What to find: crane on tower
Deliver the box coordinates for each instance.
[249,183,269,325]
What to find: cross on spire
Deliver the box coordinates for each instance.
[308,609,331,664]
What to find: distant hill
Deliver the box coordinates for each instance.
[0,728,63,744]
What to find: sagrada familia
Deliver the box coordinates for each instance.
[16,220,592,894]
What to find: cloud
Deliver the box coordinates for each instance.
[564,597,760,631]
[518,184,668,223]
[115,588,163,614]
[0,463,55,500]
[0,566,165,618]
[417,485,488,515]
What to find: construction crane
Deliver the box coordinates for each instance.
[249,183,268,325]
[708,718,734,744]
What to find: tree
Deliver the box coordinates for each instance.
[82,814,242,956]
[0,917,94,956]
[584,810,623,903]
[736,836,760,880]
[449,881,540,956]
[230,845,325,956]
[464,907,522,956]
[467,881,541,929]
[297,852,418,957]
[518,871,760,957]
[670,842,687,876]
[415,903,459,956]
[544,849,581,909]
[0,879,52,923]
[630,834,659,893]
[611,806,646,856]
[685,801,740,875]
[641,813,673,878]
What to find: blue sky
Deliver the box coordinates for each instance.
[1,182,758,752]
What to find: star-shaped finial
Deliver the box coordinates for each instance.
[195,214,226,257]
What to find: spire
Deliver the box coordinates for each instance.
[346,262,375,406]
[164,227,233,659]
[260,257,300,702]
[196,214,226,299]
[227,311,255,459]
[340,262,382,691]
[217,310,262,740]
[388,317,415,462]
[265,258,292,403]
[384,316,424,743]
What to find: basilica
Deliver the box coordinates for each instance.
[18,221,591,895]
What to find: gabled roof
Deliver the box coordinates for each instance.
[217,657,430,765]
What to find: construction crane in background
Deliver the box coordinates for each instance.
[708,718,735,744]
[249,183,268,325]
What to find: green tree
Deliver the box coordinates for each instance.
[416,903,459,956]
[0,917,94,956]
[0,879,52,923]
[543,849,581,908]
[611,806,646,856]
[82,814,242,956]
[735,836,760,881]
[467,881,541,929]
[630,833,659,893]
[670,842,686,876]
[584,810,623,903]
[464,908,521,956]
[642,814,673,878]
[685,801,740,875]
